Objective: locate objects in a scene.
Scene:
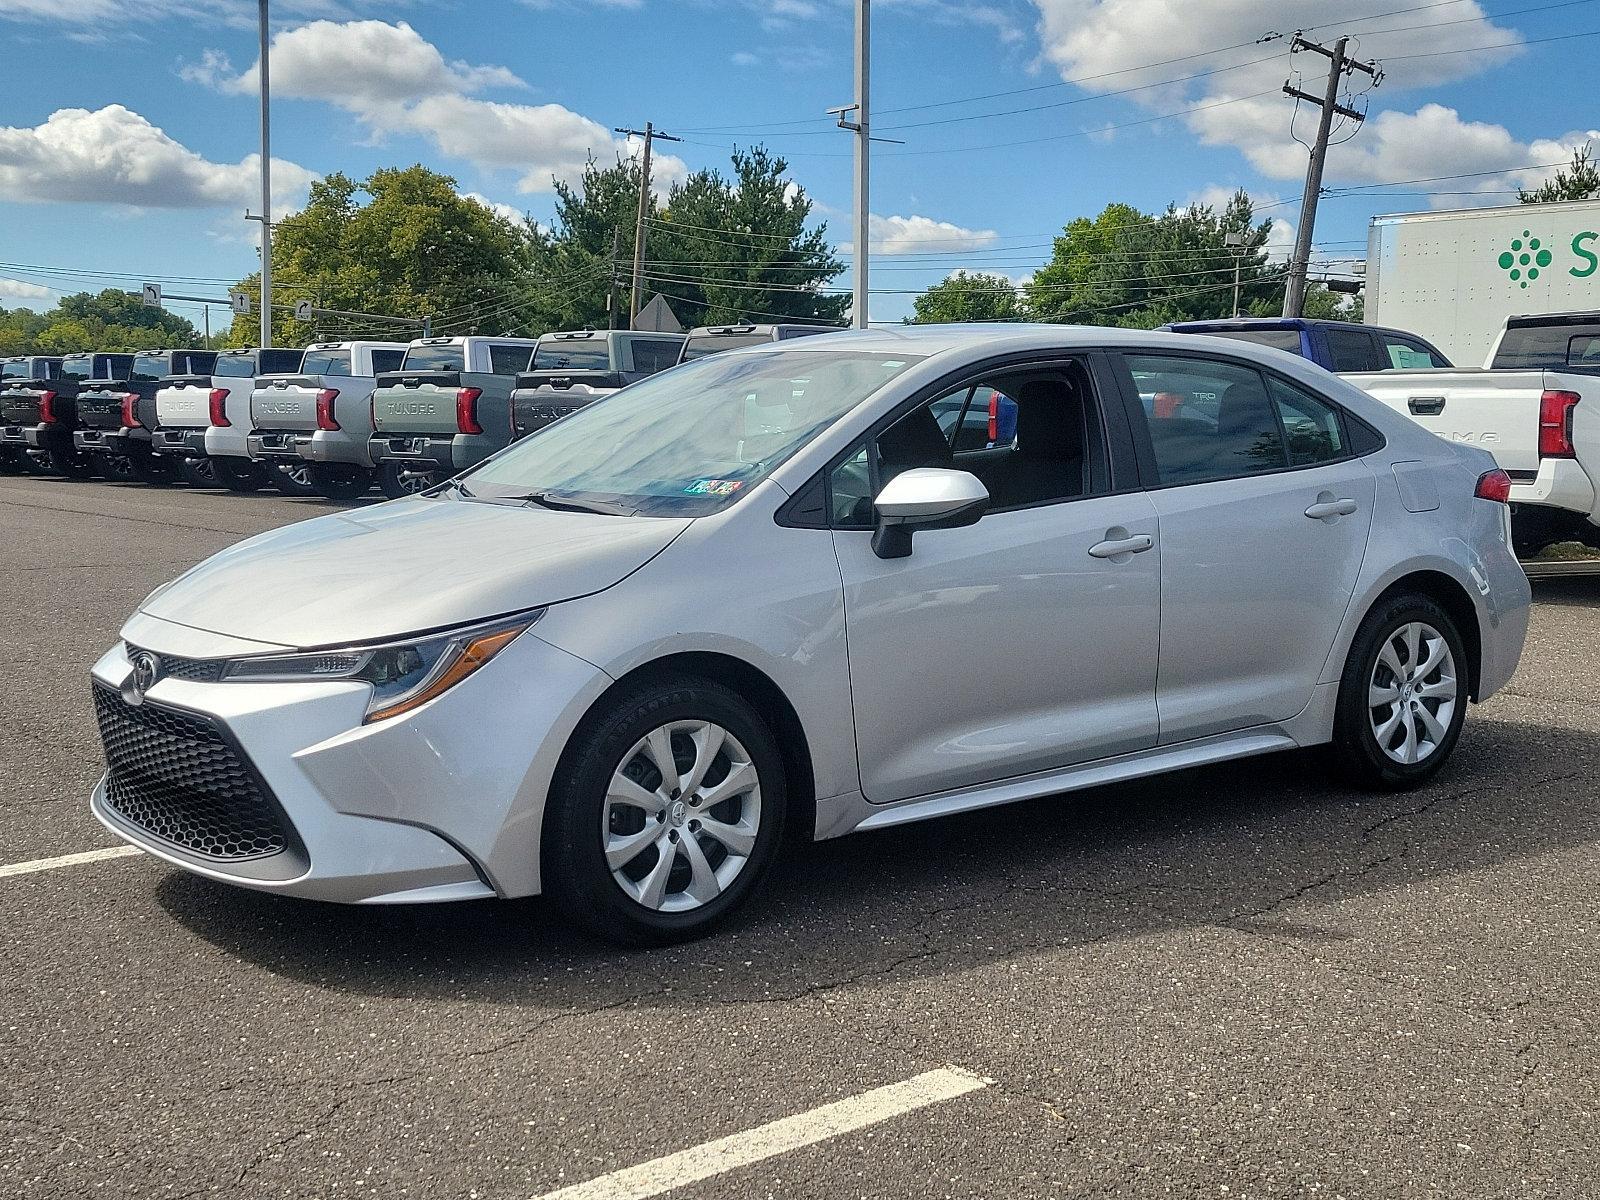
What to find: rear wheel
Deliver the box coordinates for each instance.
[543,676,787,945]
[178,457,218,488]
[213,457,270,493]
[45,446,96,479]
[306,462,374,502]
[0,447,32,475]
[127,452,176,486]
[94,452,137,483]
[1328,594,1468,790]
[268,460,319,497]
[379,461,440,499]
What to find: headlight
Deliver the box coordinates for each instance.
[220,611,542,724]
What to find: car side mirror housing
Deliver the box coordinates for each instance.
[871,467,989,559]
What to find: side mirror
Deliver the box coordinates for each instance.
[871,467,989,559]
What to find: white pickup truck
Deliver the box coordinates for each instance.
[1344,311,1600,554]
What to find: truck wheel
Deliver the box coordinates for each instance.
[46,447,96,479]
[268,461,319,497]
[178,457,218,488]
[127,453,176,486]
[379,462,439,499]
[213,457,270,493]
[0,447,31,475]
[307,462,374,503]
[94,453,137,483]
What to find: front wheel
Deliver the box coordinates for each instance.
[268,460,319,497]
[306,462,374,503]
[178,456,218,488]
[213,457,270,493]
[46,446,96,479]
[1328,594,1469,790]
[379,461,440,499]
[127,452,176,485]
[543,676,787,945]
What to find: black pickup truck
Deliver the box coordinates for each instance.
[73,348,217,484]
[1,353,134,478]
[0,355,61,473]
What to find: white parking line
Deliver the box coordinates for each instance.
[0,846,142,879]
[533,1065,990,1200]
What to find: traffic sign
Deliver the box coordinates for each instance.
[230,290,252,315]
[293,300,313,321]
[141,283,162,308]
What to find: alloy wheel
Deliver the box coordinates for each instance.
[1368,621,1458,765]
[602,719,762,913]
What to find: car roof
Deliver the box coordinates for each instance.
[751,322,1325,357]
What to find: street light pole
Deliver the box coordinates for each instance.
[257,0,272,348]
[1225,231,1245,317]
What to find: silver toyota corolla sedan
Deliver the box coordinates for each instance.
[89,326,1531,944]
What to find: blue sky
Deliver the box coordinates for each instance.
[0,0,1596,327]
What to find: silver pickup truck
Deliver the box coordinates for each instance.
[366,335,539,497]
[509,329,684,442]
[248,341,408,501]
[151,347,304,491]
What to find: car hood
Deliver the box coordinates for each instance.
[140,498,691,648]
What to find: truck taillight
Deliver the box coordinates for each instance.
[38,391,57,424]
[208,388,230,427]
[1475,468,1512,503]
[316,388,340,431]
[456,386,483,435]
[987,392,999,443]
[121,393,140,429]
[1539,389,1579,458]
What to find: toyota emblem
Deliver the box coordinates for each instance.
[126,650,160,705]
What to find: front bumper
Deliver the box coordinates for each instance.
[152,428,208,458]
[88,617,610,903]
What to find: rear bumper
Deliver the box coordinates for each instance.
[247,430,308,461]
[76,427,152,454]
[291,428,372,467]
[1510,457,1598,523]
[366,433,498,474]
[1,423,66,451]
[204,425,251,460]
[151,427,209,458]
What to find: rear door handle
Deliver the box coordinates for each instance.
[1088,533,1154,559]
[1408,395,1446,416]
[1305,498,1358,520]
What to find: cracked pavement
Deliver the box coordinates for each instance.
[3,475,1599,1198]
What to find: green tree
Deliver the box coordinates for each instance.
[0,289,198,355]
[225,165,541,345]
[1027,191,1276,328]
[1519,145,1600,204]
[906,271,1024,324]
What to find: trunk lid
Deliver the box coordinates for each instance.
[371,371,465,436]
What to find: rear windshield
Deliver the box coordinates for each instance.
[131,353,171,382]
[59,356,95,381]
[680,332,769,361]
[401,344,464,372]
[1494,323,1600,369]
[532,339,612,370]
[213,355,257,378]
[300,349,352,376]
[0,360,32,380]
[1190,328,1303,355]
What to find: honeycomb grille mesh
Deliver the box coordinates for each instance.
[92,682,289,861]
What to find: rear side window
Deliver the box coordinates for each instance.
[1127,354,1288,485]
[631,339,682,374]
[260,349,303,373]
[300,349,352,376]
[1325,329,1384,372]
[490,344,534,375]
[369,349,404,373]
[402,344,464,372]
[1268,376,1346,465]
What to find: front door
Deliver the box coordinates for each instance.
[832,358,1162,805]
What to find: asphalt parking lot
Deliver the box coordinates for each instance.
[3,472,1599,1199]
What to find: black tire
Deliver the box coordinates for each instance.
[213,457,270,493]
[1328,593,1469,791]
[0,447,32,475]
[93,452,137,483]
[178,457,218,488]
[127,452,176,486]
[46,446,96,480]
[379,461,439,500]
[306,462,374,503]
[543,675,788,946]
[268,460,319,497]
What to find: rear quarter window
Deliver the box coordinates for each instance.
[490,344,535,375]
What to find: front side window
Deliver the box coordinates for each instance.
[465,349,921,516]
[1128,354,1288,485]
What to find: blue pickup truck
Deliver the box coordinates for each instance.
[1160,318,1452,372]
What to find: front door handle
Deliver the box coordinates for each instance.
[1088,533,1154,559]
[1305,497,1358,520]
[1408,395,1446,416]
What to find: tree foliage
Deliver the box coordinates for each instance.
[0,289,199,356]
[1519,144,1600,205]
[225,165,541,345]
[906,271,1023,324]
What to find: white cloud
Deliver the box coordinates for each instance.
[0,105,316,210]
[462,192,529,226]
[0,277,54,302]
[860,214,1001,255]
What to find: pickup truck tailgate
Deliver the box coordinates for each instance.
[371,372,463,436]
[155,377,214,428]
[1344,368,1546,476]
[251,376,326,432]
[0,386,45,426]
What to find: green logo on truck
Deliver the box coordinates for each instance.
[1497,231,1553,288]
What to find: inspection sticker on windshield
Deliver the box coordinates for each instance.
[684,478,745,496]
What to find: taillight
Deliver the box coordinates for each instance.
[38,390,57,424]
[1539,389,1579,458]
[1475,468,1513,503]
[316,388,340,431]
[208,388,230,428]
[987,392,999,443]
[121,393,140,429]
[456,386,483,435]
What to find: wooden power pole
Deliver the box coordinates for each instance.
[614,122,681,328]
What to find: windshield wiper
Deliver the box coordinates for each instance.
[511,490,635,516]
[434,477,474,500]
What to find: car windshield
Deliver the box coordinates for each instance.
[300,349,352,375]
[464,349,923,516]
[680,332,768,361]
[532,339,611,370]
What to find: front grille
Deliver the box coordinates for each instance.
[124,644,226,683]
[92,682,290,862]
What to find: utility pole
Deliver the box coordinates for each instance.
[607,226,622,329]
[1225,231,1245,317]
[203,304,211,350]
[1282,35,1379,317]
[830,1,872,328]
[256,0,272,346]
[614,122,681,328]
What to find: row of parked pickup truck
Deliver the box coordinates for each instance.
[0,322,827,501]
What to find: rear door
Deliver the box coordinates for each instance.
[1113,351,1376,742]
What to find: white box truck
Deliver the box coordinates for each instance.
[1366,198,1600,366]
